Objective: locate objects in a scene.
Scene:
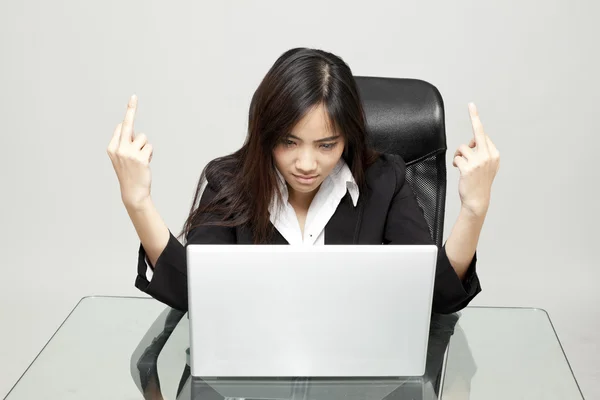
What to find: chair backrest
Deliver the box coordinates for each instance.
[354,77,447,246]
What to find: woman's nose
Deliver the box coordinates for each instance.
[295,150,317,174]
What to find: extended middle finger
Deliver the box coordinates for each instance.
[120,95,137,143]
[469,103,488,152]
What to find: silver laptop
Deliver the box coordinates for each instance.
[186,244,438,378]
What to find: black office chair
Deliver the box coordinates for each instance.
[356,76,448,246]
[130,77,453,399]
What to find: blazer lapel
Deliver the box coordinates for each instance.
[270,227,289,244]
[324,193,363,244]
[236,224,289,244]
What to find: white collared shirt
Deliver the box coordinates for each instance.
[145,159,358,280]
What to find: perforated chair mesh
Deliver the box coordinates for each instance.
[404,152,447,246]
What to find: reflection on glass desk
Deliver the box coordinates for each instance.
[3,296,585,400]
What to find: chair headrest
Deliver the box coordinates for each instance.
[355,77,447,163]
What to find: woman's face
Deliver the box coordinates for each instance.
[273,103,345,198]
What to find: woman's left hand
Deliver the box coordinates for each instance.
[452,103,500,219]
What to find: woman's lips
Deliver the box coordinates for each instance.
[293,174,318,184]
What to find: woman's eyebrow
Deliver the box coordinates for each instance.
[315,135,341,143]
[286,134,341,143]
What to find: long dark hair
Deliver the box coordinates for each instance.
[178,47,379,244]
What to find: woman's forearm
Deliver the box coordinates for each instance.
[444,207,486,280]
[125,197,171,267]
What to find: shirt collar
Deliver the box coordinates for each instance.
[272,158,359,208]
[330,158,359,206]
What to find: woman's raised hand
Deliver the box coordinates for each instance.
[107,95,154,210]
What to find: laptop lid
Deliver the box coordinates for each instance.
[186,244,437,377]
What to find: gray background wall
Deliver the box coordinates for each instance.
[1,0,598,398]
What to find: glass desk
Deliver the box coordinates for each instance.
[3,296,585,399]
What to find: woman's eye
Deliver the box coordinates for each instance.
[282,139,295,147]
[320,142,337,150]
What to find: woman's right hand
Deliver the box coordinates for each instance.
[107,95,154,210]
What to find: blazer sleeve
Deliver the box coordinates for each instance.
[383,155,481,314]
[134,183,236,311]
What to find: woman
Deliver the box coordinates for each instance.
[107,47,499,314]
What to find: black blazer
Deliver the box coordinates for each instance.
[135,153,481,314]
